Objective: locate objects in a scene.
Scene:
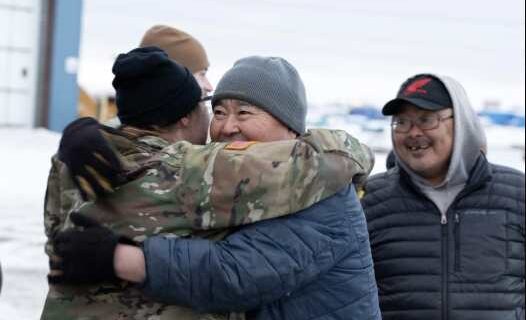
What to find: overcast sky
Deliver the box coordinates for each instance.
[78,0,525,111]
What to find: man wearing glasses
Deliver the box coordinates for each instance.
[362,74,525,320]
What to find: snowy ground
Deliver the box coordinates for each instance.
[0,128,60,320]
[0,124,524,319]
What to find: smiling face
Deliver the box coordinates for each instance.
[210,99,297,142]
[392,103,454,185]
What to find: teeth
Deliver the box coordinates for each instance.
[408,145,429,151]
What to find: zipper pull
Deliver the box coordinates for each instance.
[441,212,447,225]
[455,213,460,224]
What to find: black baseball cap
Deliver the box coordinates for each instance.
[382,74,453,115]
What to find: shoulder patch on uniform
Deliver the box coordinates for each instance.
[224,141,258,151]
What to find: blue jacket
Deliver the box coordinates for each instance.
[141,185,381,319]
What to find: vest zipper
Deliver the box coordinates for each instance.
[441,220,448,320]
[399,158,490,320]
[440,211,447,225]
[454,213,461,272]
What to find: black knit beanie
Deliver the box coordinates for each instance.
[112,46,201,127]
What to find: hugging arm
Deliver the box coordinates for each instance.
[140,186,359,312]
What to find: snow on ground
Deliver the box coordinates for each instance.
[0,128,60,320]
[0,124,523,319]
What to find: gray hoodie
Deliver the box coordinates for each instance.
[393,74,487,222]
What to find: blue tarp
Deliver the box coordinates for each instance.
[478,111,525,127]
[349,106,384,119]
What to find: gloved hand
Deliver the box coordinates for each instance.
[58,117,125,200]
[48,212,120,284]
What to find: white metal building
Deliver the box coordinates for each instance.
[0,0,82,131]
[0,0,41,127]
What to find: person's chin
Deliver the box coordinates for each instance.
[406,157,432,174]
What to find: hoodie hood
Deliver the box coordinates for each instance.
[439,75,486,186]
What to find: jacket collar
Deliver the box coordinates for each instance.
[397,152,491,197]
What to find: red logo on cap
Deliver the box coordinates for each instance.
[403,78,432,96]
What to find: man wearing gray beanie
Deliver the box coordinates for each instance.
[50,56,381,320]
[109,56,380,319]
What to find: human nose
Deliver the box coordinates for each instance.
[203,78,213,94]
[407,120,424,137]
[221,115,240,135]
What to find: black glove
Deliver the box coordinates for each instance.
[58,117,124,200]
[48,212,120,284]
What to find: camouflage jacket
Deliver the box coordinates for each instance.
[41,127,374,320]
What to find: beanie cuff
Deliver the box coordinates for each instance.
[118,74,201,126]
[212,91,264,110]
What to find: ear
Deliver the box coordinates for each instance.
[178,115,191,128]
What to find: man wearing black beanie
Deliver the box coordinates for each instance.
[41,46,214,319]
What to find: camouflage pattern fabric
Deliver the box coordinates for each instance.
[41,127,374,320]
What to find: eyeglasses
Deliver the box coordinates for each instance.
[391,113,453,133]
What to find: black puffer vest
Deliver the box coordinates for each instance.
[362,155,525,320]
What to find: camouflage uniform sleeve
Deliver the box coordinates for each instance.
[43,147,239,320]
[302,128,375,186]
[43,155,84,256]
[77,129,374,241]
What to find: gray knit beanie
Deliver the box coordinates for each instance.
[211,56,307,134]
